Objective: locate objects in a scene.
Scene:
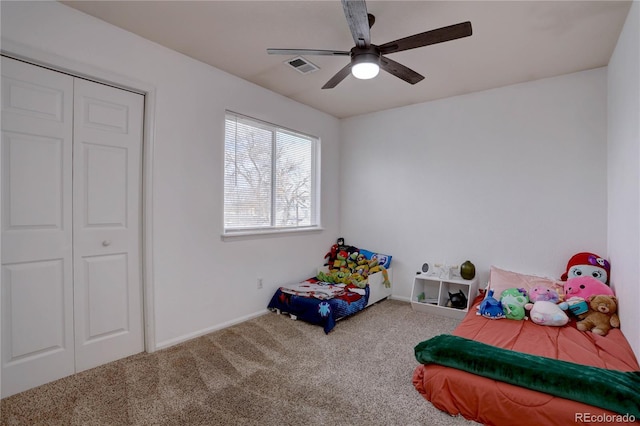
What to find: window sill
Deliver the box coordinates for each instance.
[221,226,324,242]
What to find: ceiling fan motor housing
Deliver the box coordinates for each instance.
[351,46,380,64]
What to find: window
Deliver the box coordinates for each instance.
[224,111,319,235]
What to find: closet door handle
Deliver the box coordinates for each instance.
[102,240,112,247]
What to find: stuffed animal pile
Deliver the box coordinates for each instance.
[559,251,620,334]
[318,238,390,288]
[477,251,621,335]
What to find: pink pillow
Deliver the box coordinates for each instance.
[489,266,564,300]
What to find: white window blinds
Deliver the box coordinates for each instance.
[224,112,318,233]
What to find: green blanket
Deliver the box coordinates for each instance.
[415,334,640,418]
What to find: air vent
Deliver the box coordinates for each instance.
[285,56,319,75]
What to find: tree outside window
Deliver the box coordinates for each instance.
[224,112,318,233]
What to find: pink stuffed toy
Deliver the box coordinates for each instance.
[563,275,614,300]
[528,285,560,303]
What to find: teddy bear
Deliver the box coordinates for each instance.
[577,295,620,336]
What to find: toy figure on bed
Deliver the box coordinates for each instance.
[477,289,505,319]
[577,295,620,336]
[563,275,615,319]
[525,300,569,326]
[528,285,560,303]
[563,275,614,300]
[523,284,569,326]
[500,288,529,320]
[561,251,611,285]
[324,237,359,267]
[560,252,613,319]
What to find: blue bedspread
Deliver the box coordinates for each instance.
[267,285,370,333]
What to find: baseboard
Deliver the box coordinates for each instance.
[390,295,411,303]
[154,309,269,350]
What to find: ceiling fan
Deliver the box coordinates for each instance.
[267,0,472,89]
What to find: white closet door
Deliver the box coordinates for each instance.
[1,57,145,397]
[1,57,75,396]
[72,78,144,372]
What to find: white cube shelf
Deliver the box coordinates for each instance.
[411,274,478,319]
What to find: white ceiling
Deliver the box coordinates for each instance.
[61,1,632,119]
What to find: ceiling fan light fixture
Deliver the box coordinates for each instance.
[351,53,380,79]
[267,1,473,89]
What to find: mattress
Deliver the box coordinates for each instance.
[412,295,640,426]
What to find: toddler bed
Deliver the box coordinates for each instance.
[267,267,392,333]
[412,266,640,426]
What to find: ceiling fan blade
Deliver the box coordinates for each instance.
[341,0,371,48]
[378,21,472,55]
[322,63,352,89]
[379,56,425,85]
[267,48,350,56]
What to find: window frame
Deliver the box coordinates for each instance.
[222,111,322,239]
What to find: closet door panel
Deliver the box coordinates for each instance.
[1,57,75,398]
[4,260,65,357]
[82,254,129,340]
[73,78,144,372]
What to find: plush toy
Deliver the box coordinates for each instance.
[354,262,369,279]
[563,296,589,317]
[347,252,359,271]
[380,268,391,288]
[447,290,468,309]
[368,258,382,275]
[317,270,336,283]
[561,252,611,285]
[577,295,620,336]
[563,275,614,301]
[500,288,529,320]
[476,289,505,319]
[324,243,339,266]
[348,273,367,288]
[334,270,348,284]
[527,285,560,303]
[331,251,348,271]
[336,238,359,259]
[525,300,569,326]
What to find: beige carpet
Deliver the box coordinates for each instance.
[1,300,480,425]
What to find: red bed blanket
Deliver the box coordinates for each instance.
[413,296,640,426]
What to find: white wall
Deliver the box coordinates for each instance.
[607,1,639,357]
[2,1,637,363]
[0,1,341,349]
[341,69,608,303]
